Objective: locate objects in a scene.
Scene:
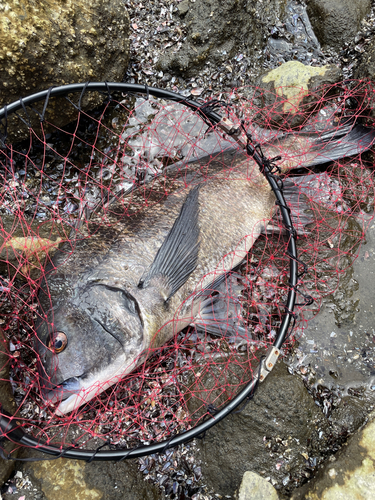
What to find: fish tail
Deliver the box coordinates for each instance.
[269,121,375,173]
[307,123,375,167]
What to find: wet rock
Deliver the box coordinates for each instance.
[196,361,331,497]
[296,202,364,327]
[0,0,130,142]
[306,0,371,50]
[355,36,375,81]
[156,0,287,78]
[14,455,165,500]
[236,471,279,500]
[329,396,369,437]
[84,460,166,500]
[291,412,375,499]
[0,328,18,486]
[256,61,342,128]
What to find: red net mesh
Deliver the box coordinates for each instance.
[0,81,374,453]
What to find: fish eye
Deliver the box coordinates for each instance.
[49,331,68,353]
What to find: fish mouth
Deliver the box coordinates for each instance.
[42,376,81,405]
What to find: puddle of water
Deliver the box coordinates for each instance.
[290,218,375,395]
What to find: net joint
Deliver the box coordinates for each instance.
[198,100,234,132]
[288,283,314,307]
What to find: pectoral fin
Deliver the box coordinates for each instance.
[138,185,200,301]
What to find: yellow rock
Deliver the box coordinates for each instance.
[238,471,279,500]
[292,415,375,500]
[1,235,62,277]
[262,61,332,114]
[4,235,62,256]
[31,459,102,500]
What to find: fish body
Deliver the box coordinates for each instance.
[35,121,375,415]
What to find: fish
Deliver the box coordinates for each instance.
[34,115,375,416]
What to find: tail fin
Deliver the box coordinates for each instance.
[262,172,345,237]
[308,124,375,167]
[266,122,375,172]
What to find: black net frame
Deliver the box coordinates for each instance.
[0,82,299,461]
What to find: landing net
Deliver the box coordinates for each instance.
[0,81,373,459]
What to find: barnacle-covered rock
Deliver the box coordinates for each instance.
[156,0,287,78]
[306,0,371,50]
[0,0,130,141]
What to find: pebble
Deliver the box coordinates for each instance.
[237,471,279,500]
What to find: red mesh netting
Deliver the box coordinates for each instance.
[0,81,374,453]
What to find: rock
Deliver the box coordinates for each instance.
[11,454,165,500]
[237,471,279,500]
[355,38,375,80]
[0,328,18,486]
[329,397,369,438]
[0,0,130,142]
[177,0,189,17]
[305,0,371,50]
[185,351,258,418]
[291,412,375,499]
[256,61,342,128]
[24,459,102,500]
[196,361,331,497]
[0,214,67,280]
[156,0,287,78]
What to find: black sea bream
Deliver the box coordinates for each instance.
[35,119,375,415]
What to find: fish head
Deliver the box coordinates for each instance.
[35,283,144,415]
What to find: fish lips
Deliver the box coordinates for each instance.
[41,376,82,405]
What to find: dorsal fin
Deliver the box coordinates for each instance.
[138,185,200,301]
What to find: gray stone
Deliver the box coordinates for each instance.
[355,38,375,80]
[237,471,279,500]
[196,361,330,497]
[156,0,287,78]
[306,0,371,50]
[177,0,190,17]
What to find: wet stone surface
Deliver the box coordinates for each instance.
[2,455,166,500]
[195,362,331,497]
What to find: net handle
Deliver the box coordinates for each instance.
[0,82,298,460]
